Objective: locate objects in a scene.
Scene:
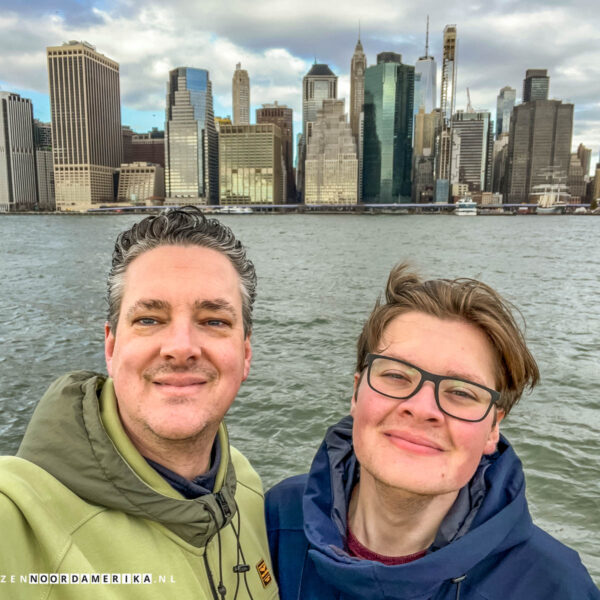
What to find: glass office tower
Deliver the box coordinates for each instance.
[362,53,414,202]
[165,67,218,203]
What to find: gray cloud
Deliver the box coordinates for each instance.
[0,0,599,153]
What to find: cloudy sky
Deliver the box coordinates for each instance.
[1,0,599,170]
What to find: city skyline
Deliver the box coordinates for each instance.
[1,1,599,165]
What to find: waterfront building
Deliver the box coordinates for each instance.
[593,163,600,201]
[215,117,232,132]
[451,110,493,192]
[122,126,134,164]
[298,62,338,201]
[414,107,440,157]
[436,25,458,197]
[256,102,295,201]
[350,36,367,143]
[362,52,414,203]
[0,92,37,212]
[504,97,573,203]
[568,153,585,200]
[496,86,516,138]
[47,41,122,211]
[412,155,435,203]
[492,134,509,194]
[34,120,55,211]
[165,67,218,204]
[412,107,441,203]
[305,99,357,205]
[523,69,549,103]
[117,162,165,203]
[131,129,165,167]
[33,119,52,149]
[218,123,282,204]
[414,17,437,114]
[577,143,592,177]
[232,63,250,125]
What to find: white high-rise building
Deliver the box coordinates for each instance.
[232,63,250,125]
[47,41,122,211]
[305,99,358,205]
[414,17,437,114]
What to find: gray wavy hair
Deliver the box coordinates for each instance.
[106,207,256,336]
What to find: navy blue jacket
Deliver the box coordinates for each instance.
[266,416,599,600]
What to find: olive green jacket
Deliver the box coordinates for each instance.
[0,372,279,600]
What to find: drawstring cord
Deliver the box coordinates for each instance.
[204,496,255,600]
[451,575,467,600]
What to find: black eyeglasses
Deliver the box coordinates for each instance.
[364,354,500,422]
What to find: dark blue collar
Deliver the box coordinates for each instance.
[145,437,221,499]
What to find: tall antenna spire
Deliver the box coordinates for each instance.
[358,19,361,42]
[425,15,430,57]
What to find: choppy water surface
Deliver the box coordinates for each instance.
[1,214,598,583]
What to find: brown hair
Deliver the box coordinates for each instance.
[356,263,539,414]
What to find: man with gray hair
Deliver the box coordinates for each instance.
[0,207,278,600]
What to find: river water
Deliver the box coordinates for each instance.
[0,213,598,584]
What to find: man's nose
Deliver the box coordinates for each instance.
[396,380,443,421]
[160,320,201,362]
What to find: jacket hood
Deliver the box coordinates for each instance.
[302,415,534,599]
[17,371,238,548]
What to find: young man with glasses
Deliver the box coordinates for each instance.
[266,264,599,599]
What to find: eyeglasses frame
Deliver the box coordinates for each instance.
[364,353,500,423]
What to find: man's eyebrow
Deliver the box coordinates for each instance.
[443,370,489,387]
[126,299,171,320]
[194,299,237,318]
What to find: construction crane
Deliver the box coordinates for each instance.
[466,88,475,113]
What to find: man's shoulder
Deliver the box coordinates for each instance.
[265,474,308,532]
[472,524,599,598]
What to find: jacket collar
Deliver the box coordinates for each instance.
[18,371,238,547]
[302,415,534,598]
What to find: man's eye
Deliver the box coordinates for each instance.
[135,317,158,326]
[205,319,228,327]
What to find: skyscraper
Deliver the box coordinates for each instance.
[256,102,294,201]
[232,63,250,125]
[414,17,437,114]
[0,92,37,212]
[522,69,549,103]
[436,25,458,196]
[305,99,358,205]
[47,41,122,211]
[439,25,457,127]
[33,119,55,211]
[577,143,592,177]
[363,52,414,202]
[496,86,516,138]
[218,123,282,204]
[451,110,493,192]
[165,67,218,204]
[504,99,573,203]
[298,62,337,200]
[350,36,367,143]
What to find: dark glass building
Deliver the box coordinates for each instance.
[362,52,414,202]
[522,69,549,103]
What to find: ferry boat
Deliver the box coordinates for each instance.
[454,197,478,216]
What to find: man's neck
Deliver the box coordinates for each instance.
[124,423,218,481]
[348,470,459,557]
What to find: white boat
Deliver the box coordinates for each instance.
[217,206,254,214]
[531,172,570,214]
[454,197,478,216]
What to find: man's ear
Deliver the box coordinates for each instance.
[105,323,115,377]
[350,372,361,416]
[484,409,505,455]
[242,334,252,381]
